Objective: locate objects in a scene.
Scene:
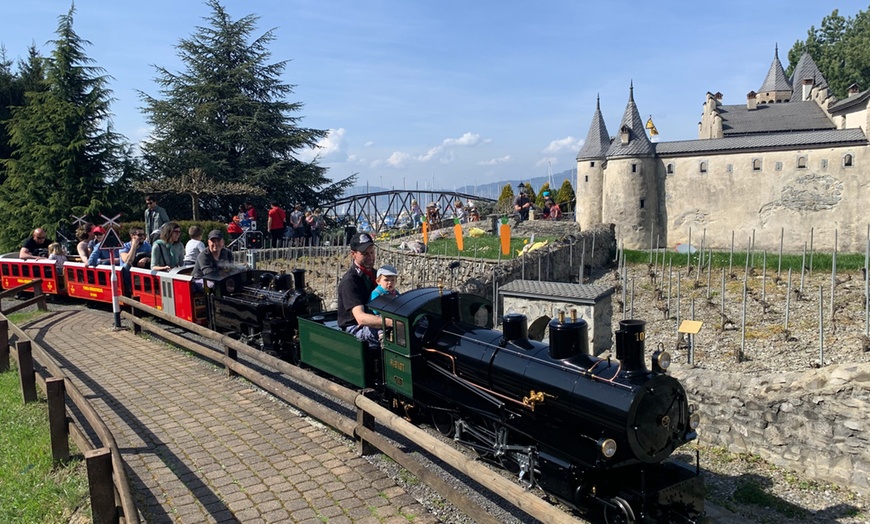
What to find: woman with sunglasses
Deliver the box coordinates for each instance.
[151,222,185,271]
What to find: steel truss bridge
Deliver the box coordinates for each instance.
[321,190,496,235]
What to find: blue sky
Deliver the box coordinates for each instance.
[2,1,868,192]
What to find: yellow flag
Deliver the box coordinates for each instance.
[646,116,659,136]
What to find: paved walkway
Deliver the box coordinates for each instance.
[23,307,439,524]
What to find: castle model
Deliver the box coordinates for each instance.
[576,48,870,253]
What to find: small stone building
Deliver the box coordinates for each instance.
[499,280,614,355]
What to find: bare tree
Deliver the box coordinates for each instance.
[136,168,265,220]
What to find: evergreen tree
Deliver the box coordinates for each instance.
[0,45,45,188]
[787,7,870,99]
[140,0,353,221]
[556,179,575,213]
[497,183,514,215]
[0,6,126,250]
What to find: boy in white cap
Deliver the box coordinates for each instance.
[370,264,399,303]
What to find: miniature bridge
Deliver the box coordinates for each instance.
[320,190,497,235]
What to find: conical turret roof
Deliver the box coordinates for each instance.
[606,84,655,157]
[577,96,611,160]
[789,51,828,94]
[758,46,792,93]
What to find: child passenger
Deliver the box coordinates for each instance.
[48,242,68,270]
[369,264,400,314]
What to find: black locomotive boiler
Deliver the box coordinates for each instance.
[203,268,321,358]
[298,287,707,524]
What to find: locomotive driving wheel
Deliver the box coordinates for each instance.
[430,408,456,437]
[603,496,636,524]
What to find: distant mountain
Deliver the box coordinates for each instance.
[344,168,576,201]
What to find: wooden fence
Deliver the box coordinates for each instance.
[120,297,581,524]
[0,281,140,524]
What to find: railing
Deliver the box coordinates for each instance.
[0,305,140,523]
[0,279,48,314]
[120,297,580,524]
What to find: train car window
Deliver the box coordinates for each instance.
[144,277,153,294]
[11,265,18,277]
[133,275,141,289]
[97,272,107,286]
[1,264,7,276]
[87,271,95,285]
[395,320,406,347]
[22,265,31,278]
[43,266,53,279]
[76,269,84,282]
[163,281,172,297]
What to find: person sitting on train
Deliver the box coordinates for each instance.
[192,229,235,280]
[20,228,51,260]
[87,227,123,266]
[369,265,400,315]
[151,222,185,271]
[183,226,206,266]
[75,226,92,261]
[48,242,68,271]
[337,232,392,350]
[120,227,152,269]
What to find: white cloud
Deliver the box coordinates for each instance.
[542,136,582,154]
[443,132,482,147]
[478,155,512,166]
[297,128,346,163]
[385,151,411,167]
[416,145,443,162]
[535,156,558,168]
[364,141,374,147]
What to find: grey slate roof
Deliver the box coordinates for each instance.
[789,52,828,97]
[717,101,835,135]
[654,128,867,156]
[758,47,792,93]
[828,87,870,113]
[499,280,614,304]
[605,85,655,158]
[577,96,611,160]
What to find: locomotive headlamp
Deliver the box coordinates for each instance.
[599,438,617,459]
[689,412,701,430]
[652,350,671,372]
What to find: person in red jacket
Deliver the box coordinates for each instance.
[267,201,286,247]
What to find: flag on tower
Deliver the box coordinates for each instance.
[646,115,659,136]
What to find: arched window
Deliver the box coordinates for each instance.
[752,159,762,171]
[666,163,674,174]
[631,163,638,173]
[797,156,807,169]
[699,161,707,173]
[844,154,853,167]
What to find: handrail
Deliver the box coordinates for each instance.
[120,298,581,524]
[2,313,140,524]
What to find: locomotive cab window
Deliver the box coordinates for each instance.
[395,320,406,347]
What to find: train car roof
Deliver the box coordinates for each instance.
[370,287,489,319]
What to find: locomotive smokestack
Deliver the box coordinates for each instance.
[502,313,529,342]
[548,314,589,360]
[615,319,648,375]
[292,268,306,292]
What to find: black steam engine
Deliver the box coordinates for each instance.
[203,268,321,359]
[363,289,706,524]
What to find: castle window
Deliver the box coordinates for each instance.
[631,163,638,173]
[585,175,589,183]
[752,159,762,171]
[590,161,595,167]
[775,161,782,171]
[639,199,645,209]
[797,156,807,169]
[821,159,828,170]
[843,154,853,167]
[699,161,707,174]
[666,163,674,175]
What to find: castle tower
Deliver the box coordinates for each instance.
[576,96,610,230]
[757,45,792,104]
[601,84,660,249]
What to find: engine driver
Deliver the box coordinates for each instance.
[337,232,392,349]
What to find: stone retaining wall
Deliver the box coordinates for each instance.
[671,363,870,496]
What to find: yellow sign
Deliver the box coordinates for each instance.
[678,320,703,334]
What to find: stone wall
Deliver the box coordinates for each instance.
[671,363,870,496]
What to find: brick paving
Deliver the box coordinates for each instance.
[24,308,440,523]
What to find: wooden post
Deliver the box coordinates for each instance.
[356,389,376,456]
[0,318,8,373]
[33,280,47,311]
[224,344,237,377]
[16,340,37,403]
[85,447,118,524]
[47,377,70,463]
[130,297,142,336]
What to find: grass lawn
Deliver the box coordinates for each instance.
[0,366,88,523]
[422,234,556,259]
